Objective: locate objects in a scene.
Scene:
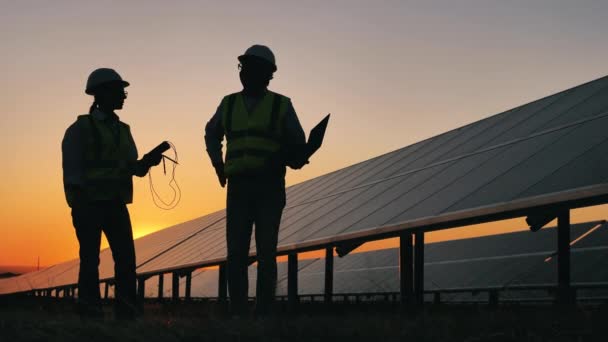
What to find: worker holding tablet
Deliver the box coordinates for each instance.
[205,45,329,317]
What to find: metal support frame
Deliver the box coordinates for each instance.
[288,252,299,308]
[172,272,180,300]
[218,263,227,302]
[158,274,164,300]
[488,290,498,307]
[557,209,572,305]
[185,271,192,301]
[324,247,334,304]
[137,277,146,302]
[414,232,425,305]
[399,232,414,306]
[433,292,441,304]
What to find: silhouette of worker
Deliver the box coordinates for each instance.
[62,68,162,319]
[205,45,308,316]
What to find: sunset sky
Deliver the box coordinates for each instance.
[2,0,608,268]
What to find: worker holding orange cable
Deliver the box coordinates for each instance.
[62,68,163,319]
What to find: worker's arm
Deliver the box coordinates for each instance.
[205,103,227,187]
[282,99,307,169]
[126,127,162,177]
[62,121,86,189]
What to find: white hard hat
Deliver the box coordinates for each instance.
[85,68,130,95]
[238,45,277,72]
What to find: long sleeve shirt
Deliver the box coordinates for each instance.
[204,91,307,178]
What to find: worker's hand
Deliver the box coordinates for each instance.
[143,152,163,168]
[289,159,309,170]
[283,144,309,170]
[214,163,227,188]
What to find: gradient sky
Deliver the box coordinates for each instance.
[2,0,608,267]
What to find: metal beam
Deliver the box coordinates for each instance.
[414,232,425,305]
[185,271,192,301]
[288,252,299,308]
[399,232,413,306]
[488,290,498,307]
[324,247,334,303]
[158,274,164,300]
[172,272,180,301]
[137,277,146,302]
[557,210,572,305]
[273,185,608,255]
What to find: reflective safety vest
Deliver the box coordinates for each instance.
[66,114,136,206]
[221,91,289,177]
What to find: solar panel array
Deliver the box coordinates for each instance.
[136,220,607,301]
[2,75,608,295]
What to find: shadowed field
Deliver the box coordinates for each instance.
[1,297,607,341]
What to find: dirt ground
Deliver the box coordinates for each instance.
[1,297,607,341]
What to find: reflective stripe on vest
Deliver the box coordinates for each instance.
[79,114,134,203]
[221,91,288,177]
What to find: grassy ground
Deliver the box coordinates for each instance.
[1,297,607,341]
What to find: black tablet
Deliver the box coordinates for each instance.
[306,114,330,158]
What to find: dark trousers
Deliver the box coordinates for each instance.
[226,177,286,315]
[71,200,137,317]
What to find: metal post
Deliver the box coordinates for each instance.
[433,292,441,305]
[399,232,414,306]
[288,252,299,308]
[137,277,146,302]
[557,210,572,305]
[489,290,498,307]
[158,274,164,300]
[103,282,109,299]
[172,272,180,301]
[218,263,228,302]
[414,231,425,306]
[324,247,334,304]
[185,271,192,301]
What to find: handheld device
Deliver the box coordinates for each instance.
[148,141,171,157]
[305,113,330,159]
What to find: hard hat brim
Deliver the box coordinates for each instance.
[238,55,277,72]
[85,80,130,95]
